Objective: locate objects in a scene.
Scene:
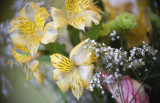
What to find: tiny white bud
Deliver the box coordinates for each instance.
[111,37,115,41]
[116,36,120,39]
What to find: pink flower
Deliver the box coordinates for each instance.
[101,74,149,103]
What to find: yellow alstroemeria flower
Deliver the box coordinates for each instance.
[51,39,97,100]
[51,0,102,31]
[9,2,58,57]
[11,46,44,84]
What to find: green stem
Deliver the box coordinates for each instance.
[119,36,123,48]
[58,89,68,103]
[129,82,143,103]
[129,66,152,103]
[132,69,141,81]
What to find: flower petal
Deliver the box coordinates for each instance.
[52,69,66,81]
[10,31,29,52]
[51,7,68,29]
[41,22,58,44]
[9,17,35,35]
[55,70,72,92]
[78,64,94,89]
[10,31,28,46]
[77,10,102,27]
[66,0,101,30]
[19,2,40,22]
[27,38,41,57]
[11,48,33,63]
[26,59,39,72]
[87,2,103,14]
[132,80,149,103]
[35,7,49,29]
[69,17,86,31]
[71,68,83,100]
[33,70,44,84]
[13,42,29,53]
[70,39,97,66]
[51,53,73,72]
[65,0,90,15]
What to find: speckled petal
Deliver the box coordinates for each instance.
[69,17,86,31]
[77,10,102,27]
[13,42,29,53]
[51,53,73,72]
[70,39,97,66]
[9,17,35,35]
[11,48,33,63]
[65,0,91,14]
[35,7,49,29]
[71,68,83,100]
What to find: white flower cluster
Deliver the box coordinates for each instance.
[101,74,120,99]
[110,30,120,41]
[101,74,115,88]
[88,72,105,94]
[85,39,158,93]
[89,40,158,74]
[127,42,158,70]
[88,72,120,96]
[92,41,128,73]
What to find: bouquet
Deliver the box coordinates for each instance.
[5,0,160,103]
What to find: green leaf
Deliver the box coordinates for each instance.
[94,0,104,11]
[67,25,80,46]
[44,42,68,56]
[84,12,106,40]
[150,13,160,30]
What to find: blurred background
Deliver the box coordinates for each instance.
[0,0,160,103]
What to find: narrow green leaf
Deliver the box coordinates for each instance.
[84,12,106,40]
[67,25,80,46]
[44,41,68,56]
[58,89,68,103]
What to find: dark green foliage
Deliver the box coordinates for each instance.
[44,41,68,56]
[94,0,104,11]
[150,13,160,30]
[67,25,80,46]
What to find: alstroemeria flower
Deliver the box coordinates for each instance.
[51,0,102,31]
[9,2,58,56]
[101,74,149,103]
[11,45,44,84]
[50,39,97,100]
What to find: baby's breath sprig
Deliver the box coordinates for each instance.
[87,39,158,95]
